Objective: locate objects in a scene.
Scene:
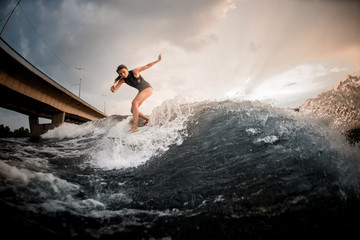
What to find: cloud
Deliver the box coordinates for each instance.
[32,0,236,53]
[225,62,349,107]
[217,0,360,92]
[1,0,359,128]
[2,0,237,92]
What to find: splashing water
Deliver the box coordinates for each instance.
[1,96,360,240]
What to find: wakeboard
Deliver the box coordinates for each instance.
[107,126,148,139]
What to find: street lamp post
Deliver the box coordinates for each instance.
[102,94,107,114]
[75,66,84,98]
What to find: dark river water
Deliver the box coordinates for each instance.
[1,99,359,239]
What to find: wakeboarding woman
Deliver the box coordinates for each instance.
[110,54,161,133]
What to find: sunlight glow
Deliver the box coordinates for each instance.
[225,63,349,106]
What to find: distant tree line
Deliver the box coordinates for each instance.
[0,124,30,138]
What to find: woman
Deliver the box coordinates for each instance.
[110,54,161,133]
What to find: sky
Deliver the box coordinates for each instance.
[0,0,359,130]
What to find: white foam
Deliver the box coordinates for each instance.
[42,118,111,140]
[90,96,194,169]
[255,135,279,144]
[0,161,30,184]
[36,198,106,214]
[300,75,360,131]
[245,128,262,135]
[0,161,79,196]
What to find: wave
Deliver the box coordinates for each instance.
[42,96,193,169]
[3,96,359,239]
[300,75,360,133]
[41,96,360,188]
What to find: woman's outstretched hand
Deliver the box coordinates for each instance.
[158,54,162,62]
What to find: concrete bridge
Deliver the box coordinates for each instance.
[0,38,107,138]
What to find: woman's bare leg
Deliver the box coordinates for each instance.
[129,88,152,132]
[138,112,150,125]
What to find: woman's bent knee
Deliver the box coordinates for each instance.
[131,100,139,108]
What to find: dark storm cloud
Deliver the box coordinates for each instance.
[2,0,233,54]
[1,0,235,90]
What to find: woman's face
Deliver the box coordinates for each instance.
[117,68,128,78]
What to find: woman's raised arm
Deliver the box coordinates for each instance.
[132,54,161,77]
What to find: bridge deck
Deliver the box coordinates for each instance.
[0,38,107,138]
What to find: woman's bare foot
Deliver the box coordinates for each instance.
[128,127,138,133]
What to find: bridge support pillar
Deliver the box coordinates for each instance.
[52,112,65,126]
[29,112,65,139]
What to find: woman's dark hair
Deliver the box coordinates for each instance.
[116,64,127,73]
